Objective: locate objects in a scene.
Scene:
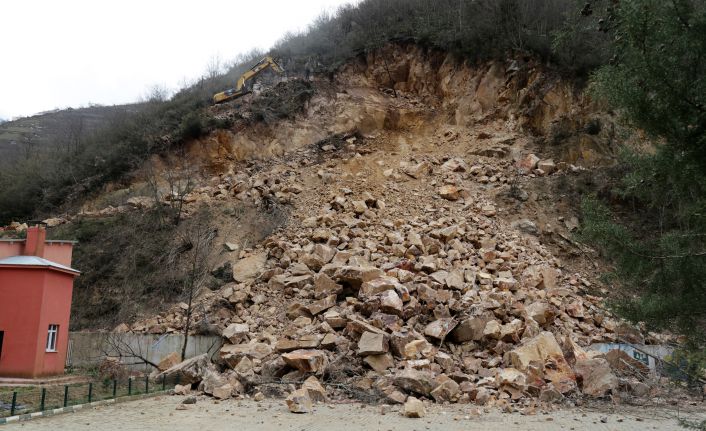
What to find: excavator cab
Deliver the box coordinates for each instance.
[213,56,284,104]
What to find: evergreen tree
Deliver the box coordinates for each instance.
[582,0,706,345]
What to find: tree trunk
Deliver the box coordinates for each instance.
[180,287,194,361]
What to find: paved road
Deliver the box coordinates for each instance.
[4,395,705,431]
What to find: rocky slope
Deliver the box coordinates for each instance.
[138,46,661,407]
[149,134,655,408]
[9,45,660,407]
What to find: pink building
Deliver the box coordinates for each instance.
[0,225,79,378]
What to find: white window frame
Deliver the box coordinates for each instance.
[46,324,59,352]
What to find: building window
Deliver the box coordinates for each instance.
[633,350,649,365]
[46,324,59,352]
[0,330,4,358]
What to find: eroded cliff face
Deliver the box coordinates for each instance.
[337,44,615,163]
[190,44,616,173]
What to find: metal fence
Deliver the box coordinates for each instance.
[0,374,183,418]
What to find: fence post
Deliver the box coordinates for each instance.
[112,379,117,399]
[10,391,17,416]
[145,376,149,394]
[162,374,166,391]
[128,377,132,396]
[88,382,93,403]
[40,388,46,411]
[63,385,69,408]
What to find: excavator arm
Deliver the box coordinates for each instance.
[213,56,284,104]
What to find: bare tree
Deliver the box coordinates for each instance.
[100,333,160,369]
[142,84,170,103]
[166,218,217,360]
[165,152,196,226]
[19,132,36,160]
[145,150,197,227]
[49,113,86,156]
[205,55,224,80]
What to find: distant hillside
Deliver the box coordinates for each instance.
[0,104,143,163]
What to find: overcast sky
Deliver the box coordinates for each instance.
[0,0,356,120]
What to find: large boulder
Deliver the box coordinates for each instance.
[516,153,540,171]
[232,252,267,283]
[157,352,181,371]
[438,185,460,201]
[496,368,527,398]
[574,358,619,397]
[506,332,564,370]
[360,276,404,297]
[286,388,313,413]
[403,161,432,179]
[505,331,576,394]
[524,301,555,326]
[403,396,426,418]
[364,353,394,373]
[157,353,213,384]
[220,342,273,368]
[377,290,404,315]
[301,376,328,402]
[200,368,230,396]
[358,331,389,356]
[424,318,457,340]
[451,317,491,342]
[306,294,337,315]
[334,266,383,289]
[314,273,342,297]
[430,378,460,402]
[394,368,436,396]
[537,159,556,174]
[211,382,240,400]
[222,323,250,344]
[282,349,329,373]
[603,349,650,375]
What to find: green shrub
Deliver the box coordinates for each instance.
[179,111,205,140]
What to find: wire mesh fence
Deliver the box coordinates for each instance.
[0,374,183,418]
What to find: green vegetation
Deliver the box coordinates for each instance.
[580,1,706,345]
[0,86,224,225]
[273,0,609,74]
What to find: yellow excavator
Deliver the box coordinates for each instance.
[212,56,284,104]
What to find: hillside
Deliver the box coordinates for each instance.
[30,44,621,330]
[0,104,143,164]
[4,43,663,406]
[2,0,704,412]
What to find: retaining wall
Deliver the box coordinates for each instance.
[67,332,222,372]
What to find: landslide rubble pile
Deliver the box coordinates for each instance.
[33,44,664,409]
[148,153,654,410]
